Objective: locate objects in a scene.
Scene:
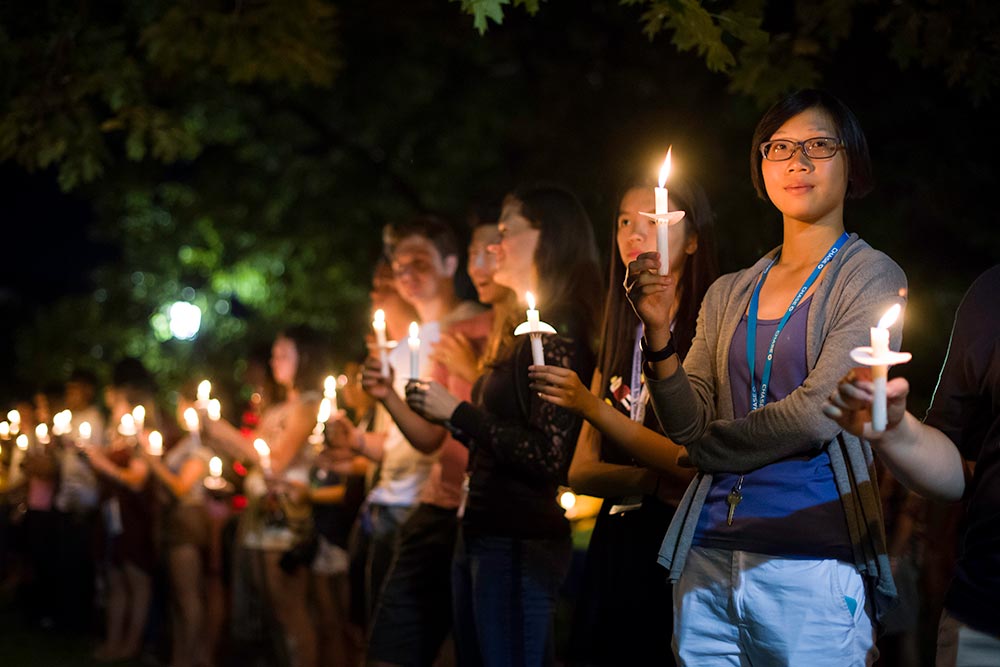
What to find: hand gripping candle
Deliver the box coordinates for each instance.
[849,303,912,432]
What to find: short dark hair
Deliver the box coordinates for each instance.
[382,215,460,262]
[750,89,873,201]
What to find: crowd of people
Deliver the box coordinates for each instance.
[1,88,997,667]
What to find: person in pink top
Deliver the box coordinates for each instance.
[348,213,508,667]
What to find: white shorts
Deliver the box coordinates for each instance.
[673,546,877,667]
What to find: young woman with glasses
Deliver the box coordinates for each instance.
[624,89,906,665]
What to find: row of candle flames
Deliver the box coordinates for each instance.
[0,376,340,492]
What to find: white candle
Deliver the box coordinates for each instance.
[654,147,672,276]
[408,321,421,380]
[525,291,545,366]
[207,398,222,422]
[118,413,137,437]
[197,380,212,405]
[35,423,50,445]
[9,434,29,486]
[317,398,333,425]
[254,438,272,473]
[183,407,200,432]
[0,422,8,439]
[132,405,146,432]
[7,410,20,434]
[53,410,73,436]
[373,309,391,379]
[870,304,901,432]
[147,430,163,456]
[209,456,223,479]
[78,422,92,444]
[16,434,29,451]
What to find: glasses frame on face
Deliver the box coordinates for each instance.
[759,136,843,162]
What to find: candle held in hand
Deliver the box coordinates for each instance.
[373,309,391,379]
[408,322,421,380]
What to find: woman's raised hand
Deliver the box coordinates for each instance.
[361,356,394,401]
[528,365,600,419]
[429,332,479,384]
[405,380,462,423]
[822,367,910,440]
[625,251,675,336]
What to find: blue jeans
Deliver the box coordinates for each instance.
[451,529,571,667]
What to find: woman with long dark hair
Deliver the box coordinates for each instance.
[529,175,718,665]
[406,184,601,666]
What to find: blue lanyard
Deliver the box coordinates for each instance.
[746,232,849,410]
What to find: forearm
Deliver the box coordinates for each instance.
[204,419,257,460]
[310,484,347,504]
[382,390,448,454]
[569,458,656,498]
[583,397,692,481]
[874,412,967,502]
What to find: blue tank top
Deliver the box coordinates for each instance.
[692,297,853,561]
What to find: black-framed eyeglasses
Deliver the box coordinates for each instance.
[759,137,843,161]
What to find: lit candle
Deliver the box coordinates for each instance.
[655,148,672,276]
[197,380,212,405]
[373,309,391,379]
[35,423,50,445]
[0,422,8,439]
[52,410,73,436]
[8,410,20,434]
[254,438,272,474]
[209,456,223,479]
[78,422,92,444]
[207,398,222,422]
[183,407,200,432]
[513,291,558,367]
[849,303,911,434]
[132,405,146,432]
[9,434,29,486]
[870,304,900,432]
[408,321,421,380]
[147,430,163,456]
[16,434,29,451]
[323,375,338,414]
[526,292,545,366]
[118,413,137,437]
[317,398,333,426]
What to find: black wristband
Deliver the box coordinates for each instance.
[640,335,676,363]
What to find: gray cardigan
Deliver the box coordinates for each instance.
[648,233,905,623]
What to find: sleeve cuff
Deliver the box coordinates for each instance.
[449,401,484,441]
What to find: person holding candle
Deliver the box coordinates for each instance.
[330,217,483,634]
[361,212,505,667]
[624,90,906,665]
[140,390,213,667]
[406,185,601,667]
[529,175,718,666]
[200,326,327,667]
[84,359,155,662]
[824,264,1000,666]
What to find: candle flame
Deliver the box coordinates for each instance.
[209,456,223,477]
[317,398,332,424]
[183,407,199,431]
[373,309,385,325]
[0,422,8,437]
[36,423,49,439]
[324,375,336,398]
[409,321,420,339]
[877,303,901,330]
[526,291,536,310]
[253,438,270,456]
[79,422,91,440]
[16,434,28,450]
[197,380,212,402]
[207,398,221,421]
[8,410,20,425]
[148,430,163,454]
[132,404,145,425]
[658,147,673,188]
